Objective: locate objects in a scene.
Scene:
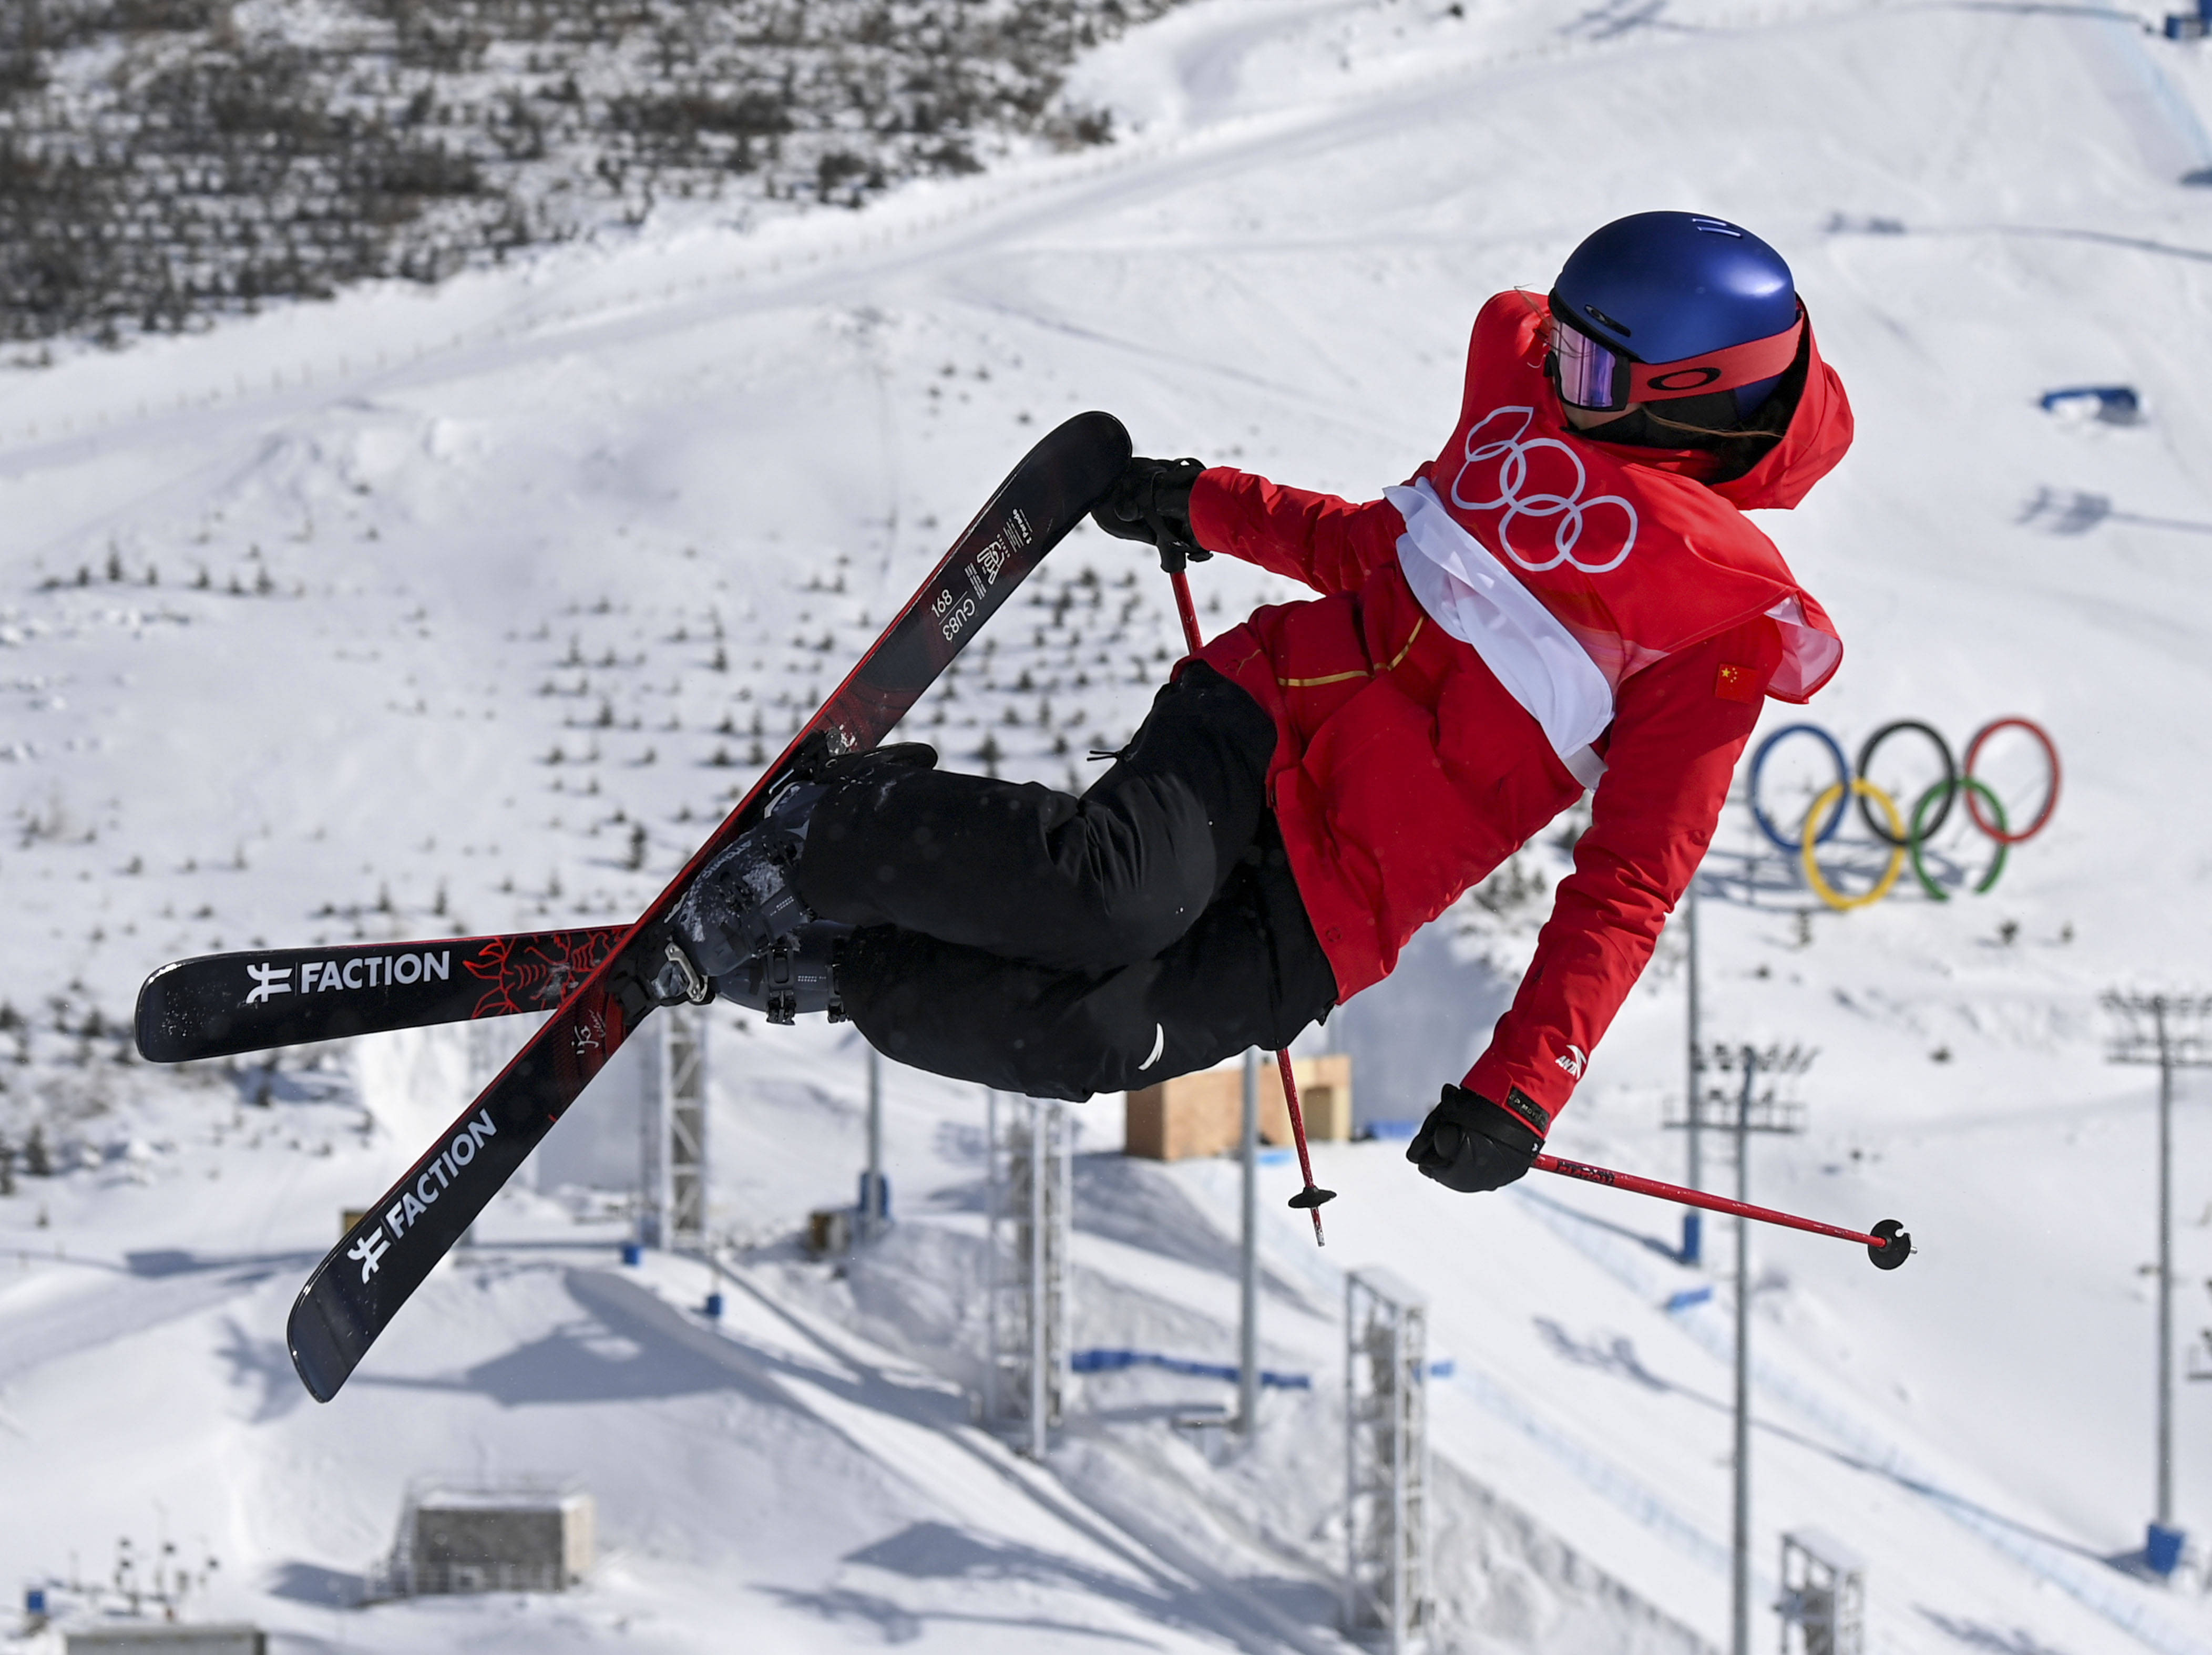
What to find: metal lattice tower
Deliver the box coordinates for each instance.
[1670,1040,1810,1144]
[1345,1267,1431,1653]
[1779,1530,1866,1655]
[639,1005,709,1252]
[982,1092,1070,1459]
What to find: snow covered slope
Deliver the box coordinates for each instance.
[5,0,2212,1649]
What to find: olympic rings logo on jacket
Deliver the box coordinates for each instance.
[1747,718,2060,912]
[1449,406,1640,575]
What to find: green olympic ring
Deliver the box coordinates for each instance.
[1908,776,2009,903]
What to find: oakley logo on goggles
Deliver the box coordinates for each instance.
[1548,295,1805,413]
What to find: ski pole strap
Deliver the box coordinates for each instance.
[1531,1153,1912,1269]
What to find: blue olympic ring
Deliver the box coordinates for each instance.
[1748,724,1851,854]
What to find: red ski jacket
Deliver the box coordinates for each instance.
[1188,291,1853,1125]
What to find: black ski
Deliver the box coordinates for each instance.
[134,928,625,1063]
[286,410,1131,1402]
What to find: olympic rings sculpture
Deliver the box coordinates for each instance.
[1748,718,2059,912]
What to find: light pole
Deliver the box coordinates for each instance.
[1733,1054,1751,1655]
[2103,990,2212,1574]
[1682,881,1705,1264]
[1695,1041,1812,1655]
[858,1042,887,1244]
[1238,1046,1259,1436]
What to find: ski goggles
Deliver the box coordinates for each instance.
[1547,294,1806,413]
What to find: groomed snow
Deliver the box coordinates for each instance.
[5,1,2212,1650]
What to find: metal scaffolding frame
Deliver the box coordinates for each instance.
[1778,1529,1866,1655]
[982,1091,1071,1460]
[639,1005,709,1252]
[1345,1267,1431,1653]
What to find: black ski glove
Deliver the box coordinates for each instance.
[1407,1084,1550,1193]
[1090,455,1211,573]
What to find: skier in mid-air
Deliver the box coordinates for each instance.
[666,210,1855,1196]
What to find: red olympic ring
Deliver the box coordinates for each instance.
[1963,718,2061,845]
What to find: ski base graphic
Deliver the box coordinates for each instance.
[135,929,623,1063]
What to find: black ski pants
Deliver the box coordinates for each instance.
[794,663,1338,1101]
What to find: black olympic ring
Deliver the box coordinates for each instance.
[1854,721,1956,847]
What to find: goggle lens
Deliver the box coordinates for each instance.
[1552,320,1625,410]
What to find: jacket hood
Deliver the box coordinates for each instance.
[1564,301,1853,512]
[1428,291,1846,705]
[1707,306,1853,511]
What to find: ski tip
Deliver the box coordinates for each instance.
[1867,1217,1913,1271]
[132,961,203,1063]
[1067,409,1134,470]
[286,1281,361,1404]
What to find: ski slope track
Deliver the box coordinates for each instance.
[4,0,2212,1649]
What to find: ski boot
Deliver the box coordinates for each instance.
[668,773,829,979]
[712,920,853,1025]
[650,741,937,1007]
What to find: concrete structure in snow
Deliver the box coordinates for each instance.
[388,1483,595,1596]
[64,1629,266,1653]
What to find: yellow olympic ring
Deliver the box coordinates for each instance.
[1799,779,1908,912]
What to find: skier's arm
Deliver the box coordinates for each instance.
[1459,615,1786,1125]
[1187,469,1411,597]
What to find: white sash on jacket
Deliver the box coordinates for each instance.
[1386,479,1612,789]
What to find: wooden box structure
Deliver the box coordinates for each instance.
[1124,1054,1353,1160]
[806,1206,854,1257]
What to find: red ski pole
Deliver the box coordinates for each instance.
[1532,1153,1913,1270]
[1168,566,1204,661]
[1165,566,1335,1246]
[1168,571,1203,659]
[1277,1050,1337,1246]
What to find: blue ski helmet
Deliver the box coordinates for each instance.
[1550,212,1800,418]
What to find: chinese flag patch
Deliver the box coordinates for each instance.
[1714,663,1760,704]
